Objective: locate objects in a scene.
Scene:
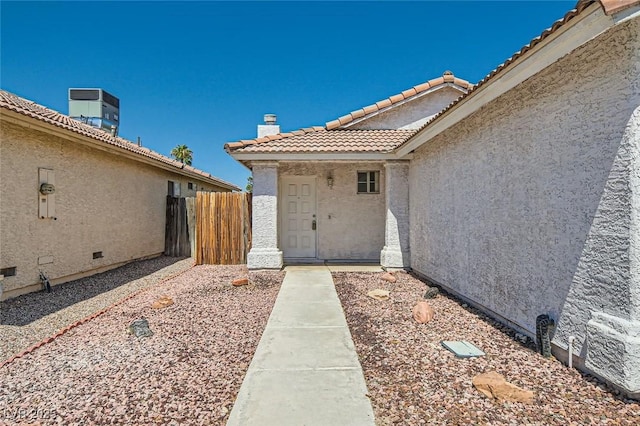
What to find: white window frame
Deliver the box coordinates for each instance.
[357,170,380,194]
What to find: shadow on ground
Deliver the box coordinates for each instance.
[0,256,184,326]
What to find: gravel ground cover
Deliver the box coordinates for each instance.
[1,265,283,425]
[333,271,640,426]
[1,256,194,362]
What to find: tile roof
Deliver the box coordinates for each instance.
[227,129,416,153]
[227,0,638,158]
[397,0,637,150]
[0,90,240,191]
[325,71,472,130]
[599,0,640,14]
[225,71,469,154]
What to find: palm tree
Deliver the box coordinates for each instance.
[170,145,193,166]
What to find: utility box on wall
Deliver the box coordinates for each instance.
[68,88,119,135]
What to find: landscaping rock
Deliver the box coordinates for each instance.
[232,278,249,287]
[367,289,390,301]
[472,371,535,404]
[423,286,439,299]
[151,295,174,309]
[128,318,153,338]
[412,301,435,324]
[381,272,397,283]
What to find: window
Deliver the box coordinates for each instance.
[357,171,380,194]
[167,181,181,197]
[188,182,194,190]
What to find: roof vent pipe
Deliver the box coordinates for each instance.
[264,114,277,125]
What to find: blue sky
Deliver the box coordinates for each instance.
[2,1,575,188]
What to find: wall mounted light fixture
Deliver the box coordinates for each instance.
[327,175,334,188]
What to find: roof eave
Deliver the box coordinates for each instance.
[229,151,413,162]
[1,109,240,191]
[396,2,622,157]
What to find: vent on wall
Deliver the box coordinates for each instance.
[0,266,17,277]
[93,251,103,259]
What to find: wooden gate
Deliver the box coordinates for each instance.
[165,196,191,257]
[195,192,252,265]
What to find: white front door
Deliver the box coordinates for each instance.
[281,177,317,258]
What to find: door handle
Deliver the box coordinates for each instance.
[312,219,317,230]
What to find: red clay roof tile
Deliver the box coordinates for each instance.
[351,109,367,119]
[0,90,239,190]
[325,120,341,130]
[402,88,418,98]
[427,77,445,87]
[413,82,431,92]
[599,0,640,14]
[375,99,392,109]
[226,129,415,154]
[338,114,353,125]
[362,104,379,115]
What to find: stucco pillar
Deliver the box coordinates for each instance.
[380,161,410,269]
[247,162,283,269]
[583,105,640,397]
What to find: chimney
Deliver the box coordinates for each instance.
[257,114,280,138]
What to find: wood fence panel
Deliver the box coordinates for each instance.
[195,192,252,265]
[165,196,191,257]
[186,197,196,257]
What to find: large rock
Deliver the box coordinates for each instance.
[472,371,534,403]
[128,318,153,338]
[423,286,440,299]
[367,289,390,301]
[232,278,249,287]
[381,272,397,283]
[151,295,174,309]
[412,301,435,324]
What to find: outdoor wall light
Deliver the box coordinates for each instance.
[39,183,55,195]
[327,175,334,188]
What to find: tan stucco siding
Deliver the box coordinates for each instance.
[0,121,227,299]
[278,162,385,260]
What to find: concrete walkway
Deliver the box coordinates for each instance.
[227,266,376,426]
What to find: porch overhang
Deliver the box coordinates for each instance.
[230,152,413,168]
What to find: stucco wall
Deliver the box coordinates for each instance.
[0,122,227,299]
[278,162,385,260]
[409,16,639,350]
[349,86,464,130]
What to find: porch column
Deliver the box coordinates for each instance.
[247,162,283,269]
[380,161,410,269]
[583,105,640,396]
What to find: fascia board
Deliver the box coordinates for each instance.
[230,152,409,162]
